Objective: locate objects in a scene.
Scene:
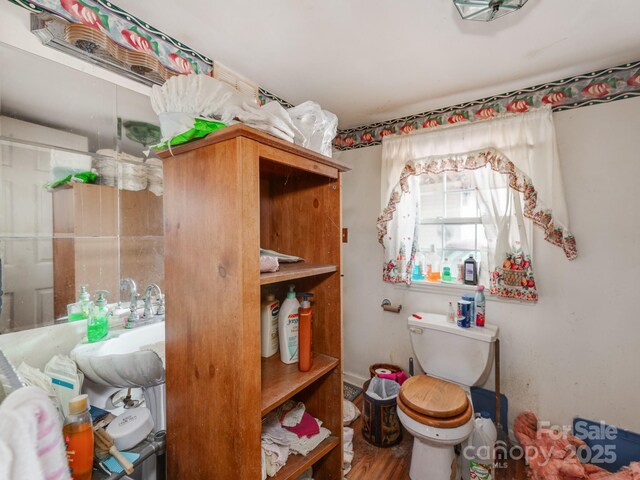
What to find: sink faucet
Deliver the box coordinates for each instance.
[120,278,139,328]
[143,284,164,319]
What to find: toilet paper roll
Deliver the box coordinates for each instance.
[374,368,392,375]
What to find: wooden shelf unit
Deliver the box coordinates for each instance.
[159,125,349,479]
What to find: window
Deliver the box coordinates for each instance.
[415,170,488,285]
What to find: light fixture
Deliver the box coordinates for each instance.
[454,0,528,21]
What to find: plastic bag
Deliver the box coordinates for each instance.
[288,101,338,157]
[365,376,400,400]
[153,116,226,150]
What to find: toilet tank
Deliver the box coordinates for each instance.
[408,313,498,387]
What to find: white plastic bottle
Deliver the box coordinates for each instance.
[278,285,300,364]
[261,294,280,358]
[461,412,498,480]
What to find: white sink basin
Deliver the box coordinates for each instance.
[71,322,165,389]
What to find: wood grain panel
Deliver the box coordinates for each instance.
[164,137,261,479]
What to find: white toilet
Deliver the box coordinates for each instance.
[397,312,498,480]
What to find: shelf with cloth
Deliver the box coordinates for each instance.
[270,436,339,480]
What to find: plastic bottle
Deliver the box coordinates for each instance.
[457,260,465,283]
[412,252,426,281]
[67,285,92,322]
[261,294,280,358]
[278,285,300,364]
[464,254,478,285]
[298,293,314,372]
[461,412,497,480]
[441,257,452,282]
[474,285,486,327]
[446,301,456,323]
[63,394,94,480]
[87,290,110,342]
[426,245,440,282]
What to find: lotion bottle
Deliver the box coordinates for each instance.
[261,294,280,358]
[298,293,314,372]
[278,285,300,364]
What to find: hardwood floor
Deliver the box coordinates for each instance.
[346,394,527,480]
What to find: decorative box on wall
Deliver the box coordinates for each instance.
[157,125,350,479]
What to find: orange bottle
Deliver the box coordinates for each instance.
[298,293,314,372]
[63,394,94,480]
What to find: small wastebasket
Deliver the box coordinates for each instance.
[361,377,402,448]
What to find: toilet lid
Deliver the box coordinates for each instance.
[397,394,473,429]
[399,375,469,418]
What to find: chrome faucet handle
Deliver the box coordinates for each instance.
[143,284,163,318]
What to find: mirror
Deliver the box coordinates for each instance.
[0,42,164,333]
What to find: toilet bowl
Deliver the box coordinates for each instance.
[398,375,475,479]
[399,313,499,480]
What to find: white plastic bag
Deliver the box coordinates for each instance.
[365,376,400,401]
[287,101,338,157]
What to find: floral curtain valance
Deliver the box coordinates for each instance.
[380,106,576,260]
[377,148,576,301]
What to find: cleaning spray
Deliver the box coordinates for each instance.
[298,293,314,372]
[278,285,300,364]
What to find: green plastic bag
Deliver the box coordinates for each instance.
[152,118,226,150]
[46,171,98,189]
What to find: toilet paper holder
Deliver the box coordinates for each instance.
[381,299,402,313]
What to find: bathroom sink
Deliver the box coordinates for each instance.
[71,322,165,389]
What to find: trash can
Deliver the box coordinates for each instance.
[361,377,402,448]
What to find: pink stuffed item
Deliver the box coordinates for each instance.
[514,411,640,480]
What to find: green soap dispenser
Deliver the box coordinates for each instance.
[87,290,110,343]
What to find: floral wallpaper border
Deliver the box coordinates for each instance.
[335,60,640,150]
[7,0,293,107]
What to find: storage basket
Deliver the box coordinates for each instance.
[499,268,525,287]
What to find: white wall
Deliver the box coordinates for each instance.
[338,97,640,433]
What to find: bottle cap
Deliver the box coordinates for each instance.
[299,293,314,308]
[79,285,90,302]
[476,285,485,291]
[266,294,275,302]
[69,394,89,415]
[286,284,296,299]
[95,290,110,306]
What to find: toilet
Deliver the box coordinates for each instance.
[397,312,498,480]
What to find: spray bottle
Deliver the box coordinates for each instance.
[298,293,314,372]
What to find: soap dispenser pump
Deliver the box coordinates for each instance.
[298,293,314,372]
[68,285,93,322]
[87,290,110,343]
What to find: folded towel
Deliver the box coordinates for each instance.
[0,386,71,480]
[280,401,305,427]
[284,412,320,438]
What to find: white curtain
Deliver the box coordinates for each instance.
[380,106,576,260]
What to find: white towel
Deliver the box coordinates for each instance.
[280,401,305,427]
[0,386,70,480]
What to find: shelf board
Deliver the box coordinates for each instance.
[260,263,337,286]
[261,353,339,416]
[271,436,340,480]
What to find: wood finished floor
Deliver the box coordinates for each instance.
[347,394,528,480]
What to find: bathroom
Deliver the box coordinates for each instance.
[0,1,639,479]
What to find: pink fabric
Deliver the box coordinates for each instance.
[0,386,71,480]
[514,411,640,480]
[283,411,320,438]
[378,371,409,385]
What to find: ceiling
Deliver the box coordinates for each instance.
[60,1,640,128]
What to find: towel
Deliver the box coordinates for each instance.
[284,412,320,438]
[378,371,409,385]
[0,386,71,480]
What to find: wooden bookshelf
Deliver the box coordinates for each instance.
[260,263,337,286]
[261,353,339,415]
[271,437,340,480]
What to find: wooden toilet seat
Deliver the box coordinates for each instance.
[397,375,473,429]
